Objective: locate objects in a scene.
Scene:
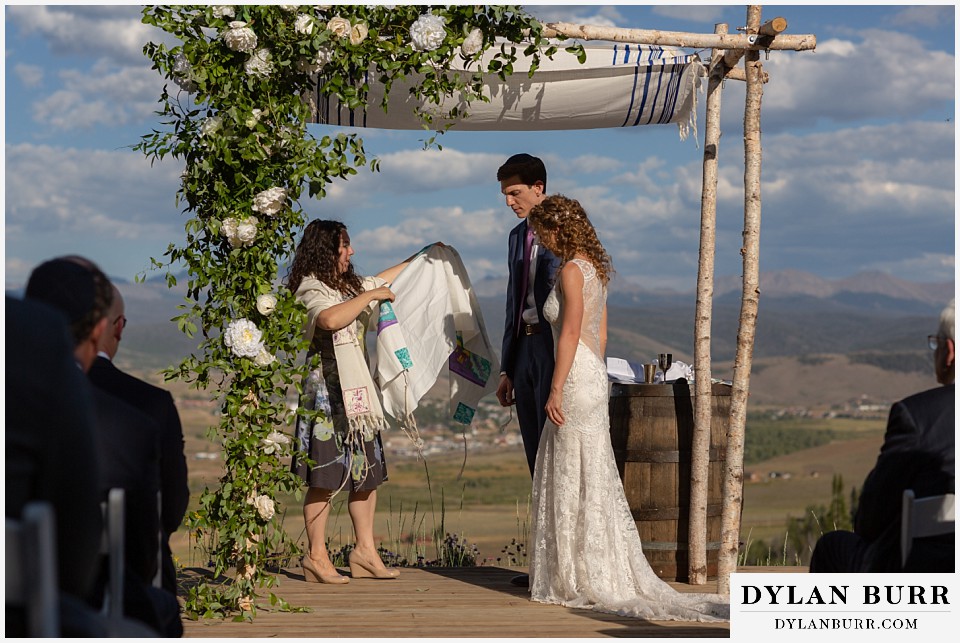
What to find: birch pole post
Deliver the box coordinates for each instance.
[688,22,728,586]
[718,4,765,595]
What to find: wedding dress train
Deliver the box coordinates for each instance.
[529,259,728,622]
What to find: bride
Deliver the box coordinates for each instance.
[526,195,728,622]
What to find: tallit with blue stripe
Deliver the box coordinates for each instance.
[310,44,704,139]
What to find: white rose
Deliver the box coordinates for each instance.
[410,13,446,51]
[237,564,256,581]
[279,5,298,11]
[294,14,314,35]
[244,108,263,129]
[235,216,258,247]
[244,48,274,78]
[296,46,332,73]
[253,495,275,521]
[251,186,287,216]
[224,318,264,358]
[223,21,258,53]
[212,5,235,19]
[254,347,276,367]
[237,596,254,611]
[256,293,277,316]
[200,114,223,137]
[220,217,238,240]
[461,28,483,57]
[261,430,291,454]
[327,16,351,38]
[349,22,368,46]
[174,75,198,93]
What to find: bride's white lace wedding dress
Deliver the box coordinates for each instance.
[529,259,729,622]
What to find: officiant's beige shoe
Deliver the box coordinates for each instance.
[348,550,400,579]
[302,556,349,584]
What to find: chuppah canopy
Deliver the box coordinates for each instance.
[309,44,705,138]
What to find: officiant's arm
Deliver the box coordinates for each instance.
[375,241,446,283]
[315,286,395,331]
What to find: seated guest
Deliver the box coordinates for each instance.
[810,299,955,573]
[25,257,181,636]
[89,283,189,599]
[5,296,107,636]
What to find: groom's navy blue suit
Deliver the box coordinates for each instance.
[502,219,561,475]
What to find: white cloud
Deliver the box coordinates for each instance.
[5,142,182,239]
[14,63,44,88]
[6,5,170,66]
[739,29,955,130]
[651,5,727,24]
[887,6,954,28]
[863,252,955,283]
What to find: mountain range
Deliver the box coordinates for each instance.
[9,268,952,407]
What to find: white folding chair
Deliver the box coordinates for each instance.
[5,501,60,637]
[901,489,955,567]
[100,488,126,621]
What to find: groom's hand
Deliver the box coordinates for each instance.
[496,373,515,406]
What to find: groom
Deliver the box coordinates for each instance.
[495,153,561,587]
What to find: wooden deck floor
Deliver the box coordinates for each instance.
[181,566,802,638]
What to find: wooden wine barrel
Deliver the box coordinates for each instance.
[608,379,731,581]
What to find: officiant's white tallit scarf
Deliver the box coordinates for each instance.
[375,245,499,433]
[296,276,388,443]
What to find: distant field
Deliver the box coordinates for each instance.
[172,408,886,566]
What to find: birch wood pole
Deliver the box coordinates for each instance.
[541,22,815,51]
[718,5,765,595]
[688,22,728,587]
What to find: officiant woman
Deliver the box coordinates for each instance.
[287,219,411,584]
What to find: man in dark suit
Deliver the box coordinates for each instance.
[810,299,955,573]
[89,283,189,598]
[495,154,561,587]
[25,258,181,635]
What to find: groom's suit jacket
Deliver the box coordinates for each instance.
[500,219,561,379]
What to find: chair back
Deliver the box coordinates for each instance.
[100,488,126,621]
[901,489,956,567]
[5,501,60,637]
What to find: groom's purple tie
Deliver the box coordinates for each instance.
[516,224,535,335]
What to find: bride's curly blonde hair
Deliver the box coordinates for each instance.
[528,195,613,285]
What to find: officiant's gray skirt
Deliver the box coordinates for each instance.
[292,361,388,493]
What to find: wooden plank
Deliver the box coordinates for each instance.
[180,566,738,638]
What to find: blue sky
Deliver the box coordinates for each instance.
[3,3,956,292]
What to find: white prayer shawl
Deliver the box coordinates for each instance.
[375,245,499,431]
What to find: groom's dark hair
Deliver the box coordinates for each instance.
[497,153,547,189]
[25,256,113,346]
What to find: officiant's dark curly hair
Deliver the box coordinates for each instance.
[287,220,363,296]
[528,195,613,285]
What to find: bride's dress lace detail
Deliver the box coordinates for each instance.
[530,259,728,622]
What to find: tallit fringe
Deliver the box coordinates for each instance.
[677,58,705,145]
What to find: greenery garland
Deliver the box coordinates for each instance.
[136,4,580,619]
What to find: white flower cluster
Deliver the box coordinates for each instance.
[256,293,277,316]
[200,114,223,137]
[410,13,446,51]
[212,5,235,19]
[223,21,258,53]
[248,494,276,521]
[223,318,263,358]
[244,108,263,129]
[251,186,287,216]
[327,16,368,46]
[260,431,291,455]
[461,28,483,57]
[172,53,198,93]
[279,5,298,12]
[244,48,274,78]
[294,13,314,35]
[296,46,333,73]
[221,216,258,248]
[254,347,276,367]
